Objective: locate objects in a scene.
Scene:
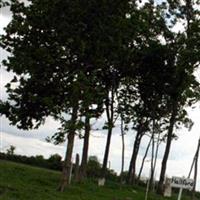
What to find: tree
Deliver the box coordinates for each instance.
[0,0,134,191]
[137,136,152,182]
[6,145,16,155]
[118,1,176,185]
[86,156,101,178]
[157,0,200,193]
[120,114,125,185]
[101,81,118,179]
[149,121,164,190]
[79,93,104,182]
[79,113,91,182]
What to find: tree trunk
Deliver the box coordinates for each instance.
[120,116,125,185]
[137,137,152,182]
[79,115,90,182]
[149,119,155,189]
[192,152,198,200]
[59,132,75,191]
[149,130,161,191]
[157,101,177,194]
[101,90,114,178]
[151,132,161,191]
[127,128,143,184]
[192,139,200,200]
[58,105,78,192]
[101,127,112,177]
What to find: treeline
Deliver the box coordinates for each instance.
[0,152,63,171]
[1,149,118,182]
[0,0,200,196]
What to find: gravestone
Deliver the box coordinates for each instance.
[98,178,105,186]
[164,178,172,197]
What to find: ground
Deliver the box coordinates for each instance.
[0,160,195,200]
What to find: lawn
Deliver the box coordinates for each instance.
[0,160,194,200]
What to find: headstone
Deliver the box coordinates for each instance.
[125,198,132,200]
[98,178,105,186]
[132,190,137,194]
[164,178,172,197]
[140,176,148,184]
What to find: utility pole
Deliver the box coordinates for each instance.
[188,138,200,200]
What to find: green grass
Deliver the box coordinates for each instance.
[0,160,194,200]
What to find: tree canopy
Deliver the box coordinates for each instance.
[1,0,200,193]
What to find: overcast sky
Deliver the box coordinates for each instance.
[0,1,200,191]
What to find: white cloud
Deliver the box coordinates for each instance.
[0,13,11,34]
[1,132,65,158]
[171,19,186,33]
[0,115,61,140]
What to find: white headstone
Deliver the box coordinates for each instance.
[98,178,105,186]
[164,178,172,197]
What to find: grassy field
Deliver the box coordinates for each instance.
[0,160,195,200]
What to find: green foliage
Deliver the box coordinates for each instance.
[0,152,62,171]
[0,0,133,144]
[48,154,62,163]
[86,156,118,181]
[86,156,101,178]
[6,145,16,155]
[47,154,62,170]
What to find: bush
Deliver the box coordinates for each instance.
[87,156,101,178]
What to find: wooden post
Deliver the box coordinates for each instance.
[178,188,183,200]
[145,169,151,200]
[188,138,200,200]
[145,178,150,200]
[192,139,200,200]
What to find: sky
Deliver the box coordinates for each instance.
[0,0,200,191]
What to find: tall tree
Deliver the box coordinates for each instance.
[157,0,200,193]
[0,0,134,191]
[120,115,125,185]
[79,82,104,182]
[121,1,176,185]
[137,136,152,182]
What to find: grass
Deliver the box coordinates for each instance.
[0,160,195,200]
